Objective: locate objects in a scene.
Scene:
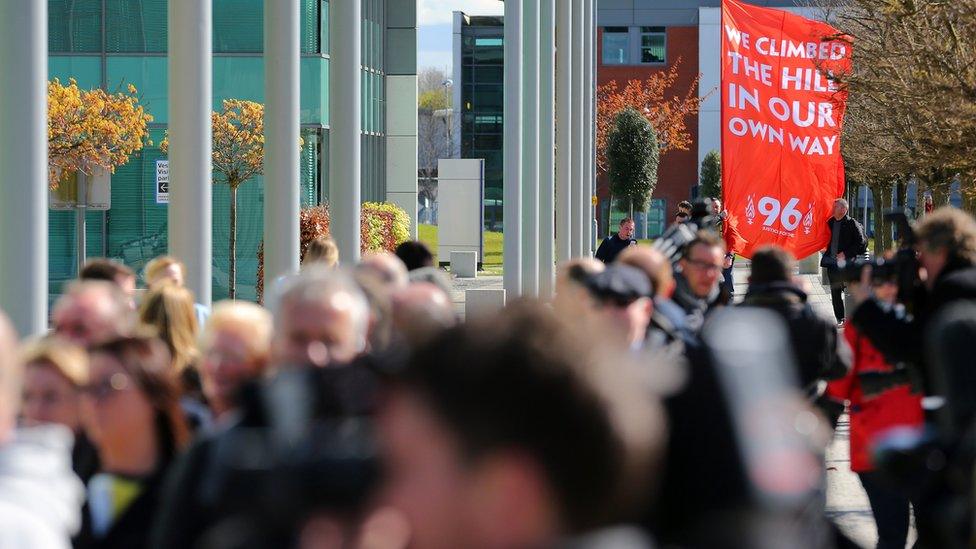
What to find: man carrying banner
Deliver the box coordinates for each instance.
[720,0,852,262]
[823,198,867,324]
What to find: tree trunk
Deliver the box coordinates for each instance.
[869,182,892,255]
[229,184,238,300]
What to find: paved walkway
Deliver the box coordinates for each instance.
[447,261,903,547]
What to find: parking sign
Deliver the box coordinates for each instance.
[156,160,169,204]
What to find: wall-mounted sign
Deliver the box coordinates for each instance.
[156,160,169,204]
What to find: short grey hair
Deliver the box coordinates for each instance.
[834,198,850,209]
[271,266,371,351]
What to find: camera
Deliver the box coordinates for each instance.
[827,211,921,310]
[196,364,382,548]
[653,198,718,266]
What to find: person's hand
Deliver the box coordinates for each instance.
[848,265,874,308]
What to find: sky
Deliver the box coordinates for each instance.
[418,0,504,73]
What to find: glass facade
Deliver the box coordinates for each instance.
[459,17,504,230]
[46,0,385,302]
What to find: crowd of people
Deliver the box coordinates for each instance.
[2,203,976,548]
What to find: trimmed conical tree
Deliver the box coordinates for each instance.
[606,107,659,217]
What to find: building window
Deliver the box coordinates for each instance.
[640,27,666,64]
[647,199,666,238]
[602,27,629,65]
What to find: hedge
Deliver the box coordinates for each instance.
[256,202,411,302]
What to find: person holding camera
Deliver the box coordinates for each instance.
[824,198,868,325]
[709,199,738,297]
[850,207,976,389]
[673,201,692,226]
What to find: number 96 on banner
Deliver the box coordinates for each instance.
[745,195,815,235]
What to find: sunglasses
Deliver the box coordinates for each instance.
[596,294,641,308]
[82,373,131,401]
[675,212,690,220]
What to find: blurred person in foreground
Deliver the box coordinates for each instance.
[302,236,340,270]
[0,313,85,549]
[596,217,638,264]
[74,334,189,548]
[139,284,200,375]
[272,267,371,368]
[584,264,655,351]
[553,258,604,319]
[617,245,695,352]
[407,266,454,298]
[152,268,386,548]
[739,246,850,394]
[80,259,137,309]
[358,252,410,291]
[850,207,976,389]
[825,279,923,549]
[52,281,134,347]
[144,255,211,327]
[19,339,99,483]
[198,301,273,423]
[394,240,435,271]
[673,231,729,332]
[139,284,210,432]
[378,302,663,549]
[353,269,396,353]
[390,282,456,349]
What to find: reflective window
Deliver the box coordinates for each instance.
[49,0,102,53]
[640,27,666,64]
[602,27,629,65]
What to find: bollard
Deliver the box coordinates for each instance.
[451,251,478,278]
[465,288,506,319]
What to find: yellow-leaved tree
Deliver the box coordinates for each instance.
[161,99,301,299]
[48,78,153,189]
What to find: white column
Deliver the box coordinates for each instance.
[330,0,362,263]
[584,0,595,255]
[570,0,584,257]
[539,0,556,299]
[264,0,301,287]
[521,0,540,297]
[503,0,523,296]
[555,0,572,263]
[0,1,47,336]
[168,0,212,306]
[586,0,598,255]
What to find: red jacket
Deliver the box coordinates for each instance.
[825,324,924,472]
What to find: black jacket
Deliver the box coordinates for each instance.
[852,259,976,390]
[74,468,168,549]
[826,216,867,260]
[595,233,636,264]
[739,282,850,388]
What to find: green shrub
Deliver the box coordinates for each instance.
[256,202,411,302]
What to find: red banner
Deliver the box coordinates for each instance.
[721,0,851,259]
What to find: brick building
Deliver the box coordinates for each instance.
[595,0,803,237]
[454,1,811,238]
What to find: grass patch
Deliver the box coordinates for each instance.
[419,224,505,275]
